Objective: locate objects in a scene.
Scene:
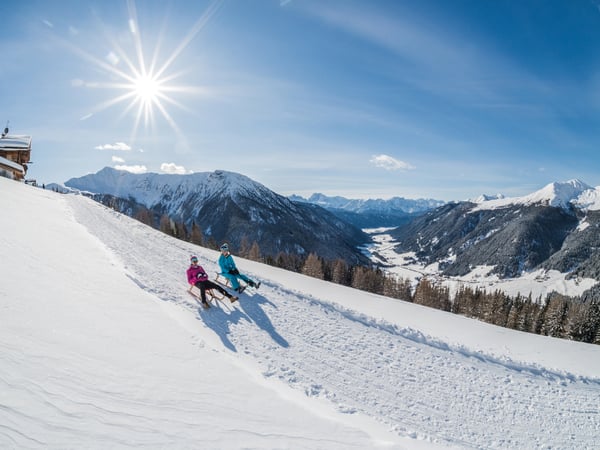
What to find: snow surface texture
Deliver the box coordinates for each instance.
[2,177,600,449]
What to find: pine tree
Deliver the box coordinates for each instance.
[383,273,400,299]
[437,284,452,311]
[239,236,250,258]
[486,289,510,327]
[134,207,154,227]
[159,214,172,235]
[585,300,600,343]
[516,295,535,333]
[413,278,437,308]
[302,252,324,279]
[331,259,350,286]
[175,221,188,240]
[541,293,569,338]
[505,296,522,330]
[190,221,203,245]
[351,266,368,291]
[570,299,600,343]
[397,277,413,302]
[530,295,546,335]
[248,241,261,261]
[452,284,471,315]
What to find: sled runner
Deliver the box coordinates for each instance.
[187,285,225,308]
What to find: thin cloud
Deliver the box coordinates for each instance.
[95,142,131,151]
[114,164,147,174]
[105,51,119,65]
[370,154,415,171]
[304,3,541,107]
[112,156,125,163]
[161,162,187,174]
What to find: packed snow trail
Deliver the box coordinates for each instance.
[67,194,600,449]
[1,182,405,450]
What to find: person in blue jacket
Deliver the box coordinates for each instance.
[218,243,260,293]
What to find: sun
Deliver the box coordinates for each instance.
[67,0,223,141]
[134,73,161,105]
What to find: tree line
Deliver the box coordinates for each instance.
[138,210,600,346]
[301,255,600,345]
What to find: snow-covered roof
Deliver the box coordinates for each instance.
[0,134,32,150]
[0,155,24,173]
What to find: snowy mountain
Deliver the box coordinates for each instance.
[3,176,600,449]
[469,193,505,203]
[390,180,600,280]
[472,179,595,211]
[65,167,369,264]
[292,192,445,214]
[291,193,445,228]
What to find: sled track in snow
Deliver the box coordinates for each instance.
[68,196,600,449]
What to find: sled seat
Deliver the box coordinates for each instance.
[215,272,231,287]
[187,285,224,303]
[216,272,247,289]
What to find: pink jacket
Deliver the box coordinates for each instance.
[187,264,208,284]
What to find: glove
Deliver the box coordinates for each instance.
[229,269,239,275]
[197,272,206,279]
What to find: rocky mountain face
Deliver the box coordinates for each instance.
[65,167,369,264]
[290,193,445,228]
[390,180,600,280]
[542,209,600,280]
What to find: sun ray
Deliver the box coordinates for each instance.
[154,0,224,79]
[62,0,221,142]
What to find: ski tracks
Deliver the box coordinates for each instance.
[68,196,600,449]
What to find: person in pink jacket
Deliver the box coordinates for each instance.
[187,255,238,308]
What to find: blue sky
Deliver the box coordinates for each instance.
[3,0,600,201]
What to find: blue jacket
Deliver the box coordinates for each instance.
[218,253,237,274]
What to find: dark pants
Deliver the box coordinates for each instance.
[194,280,230,302]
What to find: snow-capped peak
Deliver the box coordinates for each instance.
[472,179,597,211]
[531,179,592,208]
[64,167,276,210]
[470,193,505,204]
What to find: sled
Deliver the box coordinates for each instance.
[215,272,248,289]
[187,284,225,307]
[215,272,232,287]
[215,272,247,289]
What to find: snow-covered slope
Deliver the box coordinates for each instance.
[65,167,274,215]
[64,167,369,264]
[2,177,600,449]
[473,179,598,211]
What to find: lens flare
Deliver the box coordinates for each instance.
[65,0,223,142]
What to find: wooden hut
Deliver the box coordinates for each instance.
[0,128,32,181]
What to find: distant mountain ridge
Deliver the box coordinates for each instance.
[290,193,445,228]
[65,167,369,264]
[472,179,598,211]
[391,179,600,280]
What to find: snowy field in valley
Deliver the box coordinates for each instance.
[1,177,600,449]
[365,228,598,299]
